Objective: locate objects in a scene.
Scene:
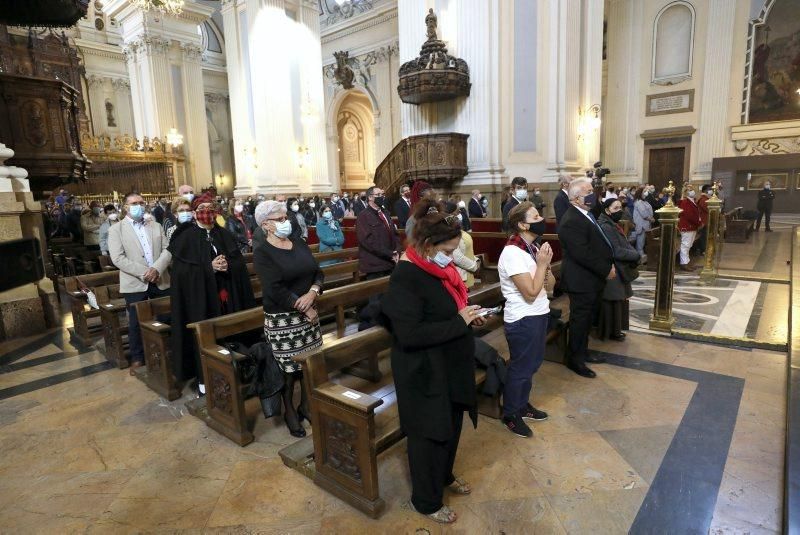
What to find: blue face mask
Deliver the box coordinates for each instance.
[322,211,333,220]
[430,251,453,268]
[274,220,293,238]
[128,205,144,220]
[177,211,193,224]
[583,193,596,209]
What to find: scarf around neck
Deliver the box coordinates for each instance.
[405,246,468,310]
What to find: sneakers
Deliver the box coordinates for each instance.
[519,403,548,422]
[502,414,533,438]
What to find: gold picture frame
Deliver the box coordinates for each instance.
[747,172,788,191]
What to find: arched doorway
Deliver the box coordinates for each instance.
[336,91,375,191]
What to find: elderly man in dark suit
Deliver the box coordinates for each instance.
[468,189,486,219]
[393,184,412,228]
[553,174,572,227]
[557,177,615,378]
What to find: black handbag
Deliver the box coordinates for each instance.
[617,260,640,284]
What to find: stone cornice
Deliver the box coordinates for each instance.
[321,3,397,44]
[74,39,127,61]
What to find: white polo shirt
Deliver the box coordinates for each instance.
[498,245,549,323]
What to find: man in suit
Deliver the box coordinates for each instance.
[553,174,572,226]
[468,189,486,219]
[557,177,615,378]
[393,184,412,228]
[108,192,172,375]
[501,176,528,231]
[353,191,369,217]
[330,192,346,220]
[756,181,775,232]
[357,186,398,280]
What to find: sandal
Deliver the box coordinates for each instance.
[447,476,472,495]
[407,501,457,524]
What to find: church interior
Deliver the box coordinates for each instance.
[0,0,799,532]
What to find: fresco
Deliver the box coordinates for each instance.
[748,0,800,123]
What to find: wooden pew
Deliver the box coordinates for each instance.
[287,282,506,518]
[723,207,754,243]
[187,276,393,446]
[62,271,122,346]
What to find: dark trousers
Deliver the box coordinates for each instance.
[407,406,464,514]
[124,283,169,364]
[359,270,393,331]
[503,314,548,417]
[567,290,602,366]
[756,210,771,231]
[693,226,707,254]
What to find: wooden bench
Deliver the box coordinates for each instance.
[284,283,507,517]
[62,271,123,346]
[186,276,394,446]
[723,206,754,243]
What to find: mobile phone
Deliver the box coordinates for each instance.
[476,305,503,317]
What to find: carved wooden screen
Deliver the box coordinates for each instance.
[69,160,174,196]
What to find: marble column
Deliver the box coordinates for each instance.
[690,0,736,182]
[602,0,643,181]
[580,0,604,169]
[181,43,214,186]
[86,75,108,135]
[111,78,135,136]
[125,35,174,139]
[398,0,433,138]
[299,0,332,193]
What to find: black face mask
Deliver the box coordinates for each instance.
[374,196,385,207]
[360,195,367,201]
[527,220,547,236]
[609,211,623,222]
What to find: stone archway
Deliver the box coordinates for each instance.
[332,89,376,191]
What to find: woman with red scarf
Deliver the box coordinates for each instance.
[380,211,486,524]
[167,192,256,395]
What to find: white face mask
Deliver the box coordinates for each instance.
[534,190,541,196]
[514,188,528,201]
[291,204,299,212]
[457,200,466,208]
[430,250,453,268]
[273,220,292,238]
[309,202,316,208]
[183,193,194,202]
[107,213,119,221]
[234,205,244,214]
[687,190,696,199]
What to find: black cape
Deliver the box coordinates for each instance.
[167,223,256,382]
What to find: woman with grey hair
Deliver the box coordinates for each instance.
[253,200,324,438]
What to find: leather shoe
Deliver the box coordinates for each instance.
[610,333,626,342]
[585,354,606,364]
[567,363,597,378]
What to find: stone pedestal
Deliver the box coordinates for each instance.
[0,143,58,341]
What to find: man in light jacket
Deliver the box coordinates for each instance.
[108,192,172,374]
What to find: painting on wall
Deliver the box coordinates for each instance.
[747,0,800,123]
[747,172,788,190]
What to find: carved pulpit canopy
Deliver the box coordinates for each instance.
[0,0,89,28]
[397,8,471,105]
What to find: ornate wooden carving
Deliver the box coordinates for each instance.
[0,1,89,28]
[374,133,469,200]
[397,9,471,105]
[0,73,90,193]
[323,418,362,482]
[210,370,234,416]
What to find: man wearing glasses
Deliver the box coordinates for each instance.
[107,192,172,375]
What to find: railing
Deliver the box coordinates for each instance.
[784,227,800,533]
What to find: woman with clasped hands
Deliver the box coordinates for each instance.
[380,210,486,524]
[253,200,324,438]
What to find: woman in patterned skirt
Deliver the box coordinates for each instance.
[253,200,324,437]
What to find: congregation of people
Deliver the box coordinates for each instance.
[46,171,760,525]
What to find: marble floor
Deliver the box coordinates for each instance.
[0,313,787,533]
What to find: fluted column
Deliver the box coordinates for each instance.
[123,35,174,139]
[562,0,581,167]
[601,0,643,180]
[580,0,604,169]
[690,0,736,182]
[299,0,332,193]
[112,78,135,136]
[181,44,213,187]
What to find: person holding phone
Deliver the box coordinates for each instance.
[498,202,553,438]
[167,191,256,396]
[380,210,486,524]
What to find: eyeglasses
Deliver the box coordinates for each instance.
[268,216,288,223]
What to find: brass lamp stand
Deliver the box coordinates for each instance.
[649,181,682,332]
[700,183,723,282]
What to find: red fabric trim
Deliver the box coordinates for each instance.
[405,246,469,310]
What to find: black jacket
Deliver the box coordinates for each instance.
[501,196,522,232]
[393,197,411,228]
[356,205,398,274]
[468,198,486,219]
[557,205,614,294]
[757,189,775,211]
[353,199,368,217]
[554,190,570,226]
[380,261,478,440]
[167,223,257,381]
[225,214,255,254]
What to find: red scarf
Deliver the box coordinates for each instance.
[507,233,537,259]
[406,246,469,310]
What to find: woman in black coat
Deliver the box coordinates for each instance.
[597,198,640,341]
[380,211,487,524]
[168,192,256,394]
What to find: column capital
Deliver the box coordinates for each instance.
[125,34,171,58]
[111,78,131,92]
[86,74,106,89]
[181,42,203,63]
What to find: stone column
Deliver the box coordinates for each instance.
[580,0,604,169]
[299,0,332,194]
[690,0,736,182]
[181,43,214,187]
[124,34,174,139]
[602,0,643,181]
[111,78,135,136]
[86,74,108,135]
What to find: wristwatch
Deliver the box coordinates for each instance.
[310,286,320,295]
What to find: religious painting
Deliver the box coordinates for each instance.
[747,0,800,123]
[747,172,788,190]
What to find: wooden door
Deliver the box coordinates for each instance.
[647,147,686,192]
